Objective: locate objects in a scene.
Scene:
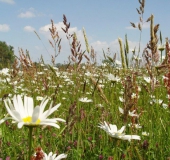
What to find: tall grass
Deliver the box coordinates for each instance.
[0,1,170,159]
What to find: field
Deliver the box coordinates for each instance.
[0,1,170,160]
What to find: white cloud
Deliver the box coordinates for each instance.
[24,26,35,32]
[39,24,54,33]
[18,11,35,18]
[37,22,145,64]
[91,41,109,49]
[142,22,150,29]
[39,22,81,46]
[35,46,42,50]
[39,22,77,36]
[127,40,145,53]
[126,22,150,30]
[37,22,88,63]
[0,24,10,32]
[90,40,118,61]
[90,39,145,62]
[0,0,15,4]
[18,8,45,18]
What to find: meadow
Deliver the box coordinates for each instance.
[0,1,170,159]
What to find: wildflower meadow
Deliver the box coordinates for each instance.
[0,1,170,159]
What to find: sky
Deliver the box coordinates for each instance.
[0,0,170,64]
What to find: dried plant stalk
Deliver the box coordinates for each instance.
[48,19,62,65]
[82,27,90,53]
[90,76,109,104]
[150,14,155,53]
[125,34,129,68]
[118,38,126,69]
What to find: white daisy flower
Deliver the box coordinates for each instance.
[98,121,140,141]
[118,107,139,117]
[79,97,93,103]
[142,131,149,136]
[0,95,65,129]
[44,152,67,160]
[106,73,120,82]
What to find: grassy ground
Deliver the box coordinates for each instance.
[0,63,169,159]
[0,1,170,159]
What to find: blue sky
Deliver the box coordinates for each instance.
[0,0,170,64]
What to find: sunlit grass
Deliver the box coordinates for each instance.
[0,1,170,159]
[0,62,169,159]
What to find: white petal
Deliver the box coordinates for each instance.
[40,97,48,107]
[101,121,108,132]
[39,98,49,115]
[48,152,53,157]
[13,95,23,114]
[41,118,58,123]
[118,107,124,114]
[40,122,60,129]
[17,122,25,128]
[109,124,118,133]
[4,99,11,109]
[5,99,14,110]
[98,123,106,131]
[52,154,57,158]
[130,135,141,140]
[11,110,22,121]
[26,96,34,117]
[44,153,48,159]
[39,101,53,120]
[16,95,25,117]
[122,135,141,141]
[131,110,136,114]
[118,126,125,134]
[55,118,66,122]
[24,96,29,116]
[41,118,65,125]
[55,153,67,160]
[40,103,61,120]
[46,103,61,116]
[12,95,18,110]
[0,117,13,124]
[104,121,109,128]
[4,103,22,122]
[32,106,40,123]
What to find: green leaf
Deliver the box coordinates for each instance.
[160,31,162,44]
[107,56,114,63]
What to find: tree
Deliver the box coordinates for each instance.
[0,41,15,69]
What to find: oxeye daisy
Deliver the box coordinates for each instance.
[0,95,65,129]
[44,152,67,160]
[32,147,67,160]
[79,97,93,103]
[118,107,139,117]
[98,121,140,141]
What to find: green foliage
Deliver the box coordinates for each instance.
[0,41,15,69]
[0,1,170,158]
[0,64,170,159]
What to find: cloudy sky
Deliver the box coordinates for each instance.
[0,0,170,64]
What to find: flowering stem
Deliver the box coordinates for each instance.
[113,139,120,158]
[28,126,33,160]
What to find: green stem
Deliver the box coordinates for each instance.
[113,139,118,160]
[28,126,33,160]
[161,50,162,62]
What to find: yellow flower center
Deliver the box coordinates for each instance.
[36,119,41,124]
[115,132,121,136]
[22,116,41,124]
[23,116,31,122]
